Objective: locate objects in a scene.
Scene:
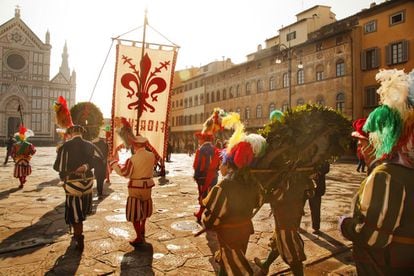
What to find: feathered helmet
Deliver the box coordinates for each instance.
[14,125,34,142]
[114,117,148,148]
[220,112,267,169]
[363,69,414,166]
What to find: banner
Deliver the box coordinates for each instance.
[111,43,177,160]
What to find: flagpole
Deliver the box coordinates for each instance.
[17,102,24,126]
[137,8,148,136]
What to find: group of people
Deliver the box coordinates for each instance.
[53,124,156,251]
[192,69,414,276]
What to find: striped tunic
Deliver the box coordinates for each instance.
[111,147,155,222]
[54,135,103,224]
[202,171,260,275]
[268,172,314,265]
[193,142,220,200]
[341,162,414,273]
[11,142,36,178]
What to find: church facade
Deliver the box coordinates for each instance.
[0,8,76,145]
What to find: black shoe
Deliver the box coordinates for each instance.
[312,229,321,235]
[356,169,360,172]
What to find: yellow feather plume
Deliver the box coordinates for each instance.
[221,112,246,153]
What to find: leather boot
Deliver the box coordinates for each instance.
[74,234,84,252]
[290,262,304,276]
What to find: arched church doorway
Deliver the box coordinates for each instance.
[7,116,20,137]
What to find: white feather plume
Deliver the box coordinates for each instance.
[376,69,409,118]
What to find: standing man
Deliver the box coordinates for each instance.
[92,136,109,198]
[309,161,330,234]
[110,135,155,247]
[193,132,221,223]
[54,125,103,252]
[340,69,414,275]
[3,135,15,165]
[11,126,36,188]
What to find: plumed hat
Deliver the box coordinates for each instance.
[363,69,413,162]
[14,124,34,142]
[351,118,368,140]
[269,109,284,122]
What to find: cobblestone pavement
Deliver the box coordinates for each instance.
[0,147,365,275]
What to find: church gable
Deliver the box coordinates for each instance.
[50,72,70,84]
[0,17,47,50]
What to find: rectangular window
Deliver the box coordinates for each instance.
[287,31,296,41]
[386,40,409,65]
[365,86,379,107]
[361,48,380,70]
[364,20,377,33]
[316,71,323,81]
[336,62,345,77]
[31,113,42,132]
[390,11,404,26]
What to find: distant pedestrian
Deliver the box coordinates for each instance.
[11,126,36,188]
[92,136,109,198]
[309,161,330,234]
[166,142,172,162]
[110,133,156,247]
[3,135,15,165]
[53,125,103,252]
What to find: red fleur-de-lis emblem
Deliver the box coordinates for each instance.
[120,53,170,117]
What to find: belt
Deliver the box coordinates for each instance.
[392,235,414,245]
[131,177,151,180]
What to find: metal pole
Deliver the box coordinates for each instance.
[137,9,148,136]
[288,48,292,110]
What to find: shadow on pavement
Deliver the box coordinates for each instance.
[33,178,60,192]
[44,241,82,276]
[120,243,154,275]
[0,187,21,200]
[0,203,67,257]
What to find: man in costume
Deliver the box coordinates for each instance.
[110,134,155,247]
[202,142,261,275]
[92,136,109,198]
[193,132,221,223]
[340,69,414,275]
[11,126,36,189]
[53,125,103,252]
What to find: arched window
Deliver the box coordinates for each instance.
[297,98,304,106]
[297,69,304,85]
[229,87,234,98]
[236,85,241,97]
[245,82,251,95]
[257,80,264,93]
[211,91,215,102]
[269,77,276,91]
[205,93,209,104]
[282,102,288,112]
[256,105,262,118]
[200,94,204,104]
[216,90,220,101]
[316,95,325,106]
[336,92,345,112]
[283,73,289,88]
[236,107,241,118]
[189,97,193,107]
[316,64,324,81]
[223,89,227,100]
[245,106,251,119]
[269,103,275,115]
[194,95,198,106]
[336,59,345,77]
